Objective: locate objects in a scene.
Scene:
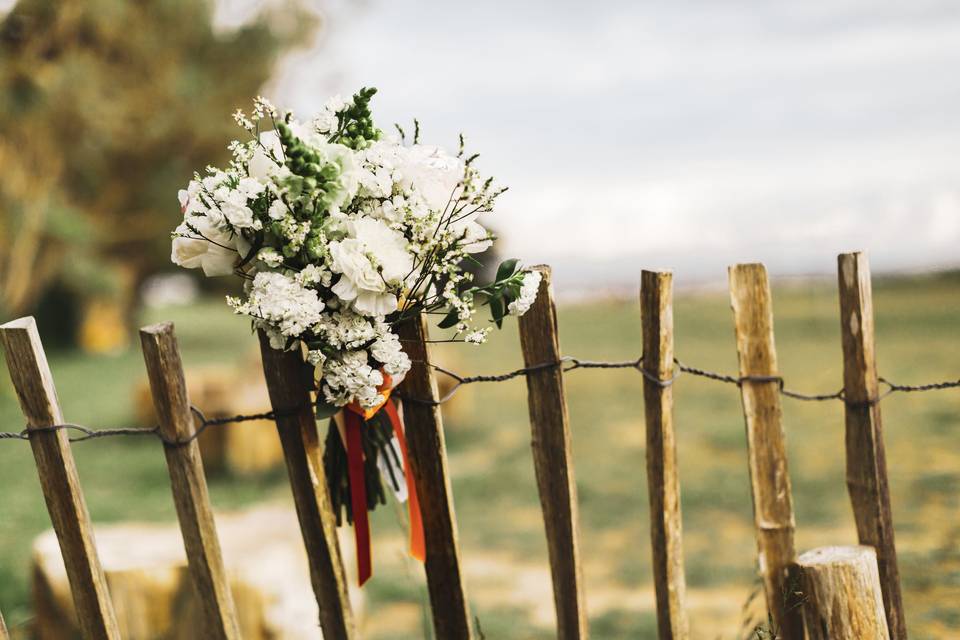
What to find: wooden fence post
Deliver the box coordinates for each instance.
[640,270,690,640]
[0,317,121,640]
[139,322,240,640]
[258,332,355,639]
[795,545,890,640]
[518,265,589,640]
[397,314,474,639]
[728,265,804,640]
[837,251,906,638]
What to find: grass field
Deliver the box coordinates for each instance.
[1,272,959,638]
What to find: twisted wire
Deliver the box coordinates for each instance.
[1,356,958,443]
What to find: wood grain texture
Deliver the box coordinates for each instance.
[796,546,890,640]
[397,314,474,640]
[517,266,589,640]
[837,251,906,639]
[258,331,355,639]
[728,265,804,640]
[640,270,690,640]
[139,322,240,640]
[0,317,120,640]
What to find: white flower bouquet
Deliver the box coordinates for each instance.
[170,88,538,580]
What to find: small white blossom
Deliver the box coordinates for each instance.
[464,328,491,345]
[508,270,542,316]
[257,247,284,268]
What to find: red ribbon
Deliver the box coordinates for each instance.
[344,409,371,586]
[343,395,425,586]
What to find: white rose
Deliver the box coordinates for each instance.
[329,217,413,316]
[248,130,283,180]
[171,216,237,277]
[216,187,256,229]
[395,145,464,212]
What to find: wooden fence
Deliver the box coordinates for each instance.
[0,251,907,639]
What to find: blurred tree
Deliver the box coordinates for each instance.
[0,0,317,349]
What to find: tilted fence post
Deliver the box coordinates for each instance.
[794,545,890,640]
[139,322,240,639]
[397,314,474,639]
[258,332,355,639]
[640,270,690,640]
[518,265,589,640]
[837,251,906,638]
[0,317,121,640]
[728,265,804,640]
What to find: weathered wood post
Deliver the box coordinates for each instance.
[795,545,891,640]
[518,265,589,640]
[0,317,121,640]
[640,270,690,640]
[258,332,355,639]
[139,322,240,640]
[837,251,906,638]
[728,265,804,639]
[397,313,474,639]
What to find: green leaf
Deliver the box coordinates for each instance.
[437,309,460,329]
[495,258,520,283]
[489,295,505,329]
[315,398,340,420]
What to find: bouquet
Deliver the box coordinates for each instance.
[170,88,539,583]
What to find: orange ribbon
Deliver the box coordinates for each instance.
[343,375,425,586]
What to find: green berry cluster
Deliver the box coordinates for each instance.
[335,87,382,150]
[275,121,343,210]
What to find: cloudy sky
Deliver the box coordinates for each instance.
[238,1,960,288]
[3,0,956,288]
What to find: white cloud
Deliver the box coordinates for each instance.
[265,0,960,286]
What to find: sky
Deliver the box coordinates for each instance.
[6,0,952,291]
[238,0,960,291]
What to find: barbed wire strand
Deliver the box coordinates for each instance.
[1,356,958,444]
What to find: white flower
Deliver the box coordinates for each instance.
[248,130,283,180]
[458,220,493,254]
[395,145,464,212]
[257,247,284,268]
[315,309,378,349]
[329,217,412,316]
[268,199,288,220]
[237,272,325,340]
[171,215,237,277]
[214,187,256,229]
[321,349,385,408]
[296,264,331,287]
[370,329,410,379]
[464,328,490,344]
[508,270,542,316]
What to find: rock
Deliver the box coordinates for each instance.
[32,505,361,639]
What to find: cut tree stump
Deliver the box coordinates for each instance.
[795,545,890,640]
[32,505,362,640]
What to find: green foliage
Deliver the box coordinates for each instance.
[0,0,318,316]
[329,86,383,149]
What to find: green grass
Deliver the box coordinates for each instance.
[2,273,960,638]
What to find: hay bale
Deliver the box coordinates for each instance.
[32,505,361,639]
[134,364,283,475]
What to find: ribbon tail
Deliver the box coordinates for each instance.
[384,399,425,562]
[345,410,372,585]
